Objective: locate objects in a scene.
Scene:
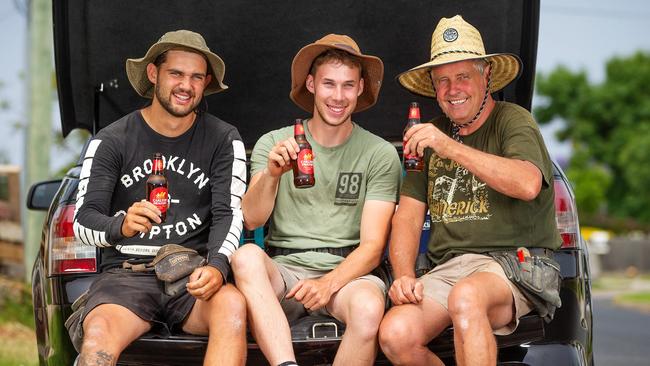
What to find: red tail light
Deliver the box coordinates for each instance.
[554,178,580,248]
[48,204,98,275]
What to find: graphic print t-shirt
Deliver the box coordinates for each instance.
[73,111,246,276]
[400,102,562,265]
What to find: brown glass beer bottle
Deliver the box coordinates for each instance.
[403,102,424,172]
[292,119,315,188]
[146,152,169,221]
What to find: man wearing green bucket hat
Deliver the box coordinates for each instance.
[379,16,562,365]
[69,30,247,365]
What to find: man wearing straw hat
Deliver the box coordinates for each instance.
[231,34,401,366]
[378,16,561,365]
[69,30,247,365]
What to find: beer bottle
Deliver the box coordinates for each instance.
[403,102,424,172]
[292,119,315,188]
[146,152,169,222]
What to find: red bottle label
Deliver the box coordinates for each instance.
[149,187,169,213]
[409,107,420,119]
[294,123,305,136]
[297,149,314,174]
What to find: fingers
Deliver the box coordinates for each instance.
[388,277,421,305]
[121,200,162,237]
[285,280,302,299]
[187,267,223,301]
[268,138,300,176]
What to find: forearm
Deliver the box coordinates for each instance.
[241,169,281,229]
[389,217,421,279]
[445,142,542,200]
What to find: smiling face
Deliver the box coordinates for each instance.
[147,49,212,118]
[431,59,490,124]
[306,59,364,128]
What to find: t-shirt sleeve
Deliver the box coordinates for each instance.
[501,110,554,188]
[365,142,402,202]
[73,136,126,247]
[206,127,247,279]
[250,131,277,178]
[399,149,431,203]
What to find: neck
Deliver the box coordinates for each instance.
[307,114,354,148]
[458,97,495,136]
[141,102,196,138]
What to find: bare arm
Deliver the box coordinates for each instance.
[387,196,427,305]
[242,137,299,229]
[286,200,395,310]
[404,123,542,201]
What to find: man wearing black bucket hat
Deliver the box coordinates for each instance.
[378,16,562,365]
[69,30,247,365]
[231,34,401,366]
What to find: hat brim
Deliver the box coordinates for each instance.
[126,42,229,98]
[289,43,384,113]
[397,53,522,98]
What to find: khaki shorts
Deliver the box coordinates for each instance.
[274,262,386,322]
[419,253,533,335]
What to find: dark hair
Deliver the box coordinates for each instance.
[152,47,212,77]
[309,49,363,76]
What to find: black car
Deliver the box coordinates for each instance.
[28,0,593,365]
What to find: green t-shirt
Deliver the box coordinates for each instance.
[401,102,562,265]
[250,121,402,270]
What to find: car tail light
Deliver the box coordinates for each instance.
[48,204,97,275]
[554,178,580,248]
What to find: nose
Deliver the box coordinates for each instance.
[332,85,344,101]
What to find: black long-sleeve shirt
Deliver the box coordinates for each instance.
[73,110,246,278]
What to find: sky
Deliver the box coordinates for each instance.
[1,0,649,171]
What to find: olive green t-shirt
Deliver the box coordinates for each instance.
[250,121,401,270]
[401,102,562,265]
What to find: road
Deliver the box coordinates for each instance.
[593,296,650,366]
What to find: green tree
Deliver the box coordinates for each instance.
[535,51,650,225]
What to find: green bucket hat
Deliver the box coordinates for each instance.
[126,30,228,98]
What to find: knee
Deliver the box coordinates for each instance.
[212,285,247,318]
[447,282,485,321]
[346,296,385,338]
[379,314,417,361]
[230,244,265,278]
[82,310,114,349]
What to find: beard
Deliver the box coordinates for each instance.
[154,83,200,118]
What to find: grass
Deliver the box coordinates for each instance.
[0,276,38,366]
[616,292,650,303]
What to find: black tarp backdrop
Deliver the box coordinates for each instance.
[54,0,539,148]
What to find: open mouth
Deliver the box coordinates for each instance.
[327,104,346,115]
[449,98,468,106]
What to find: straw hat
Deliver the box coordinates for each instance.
[397,15,522,98]
[126,30,228,98]
[290,34,384,113]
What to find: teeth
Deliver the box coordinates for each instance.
[329,105,344,113]
[175,93,190,101]
[449,98,467,105]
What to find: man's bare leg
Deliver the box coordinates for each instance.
[326,280,384,366]
[78,304,151,366]
[379,298,452,366]
[447,272,515,366]
[182,284,247,365]
[232,244,296,365]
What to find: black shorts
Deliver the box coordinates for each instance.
[80,268,196,336]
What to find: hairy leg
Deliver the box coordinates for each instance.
[447,272,515,366]
[183,284,247,366]
[379,298,451,366]
[231,244,294,364]
[78,304,151,366]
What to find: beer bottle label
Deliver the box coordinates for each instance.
[297,149,314,174]
[149,187,169,213]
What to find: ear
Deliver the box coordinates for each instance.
[358,77,365,97]
[204,73,212,88]
[306,74,315,94]
[146,63,158,84]
[483,63,492,86]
